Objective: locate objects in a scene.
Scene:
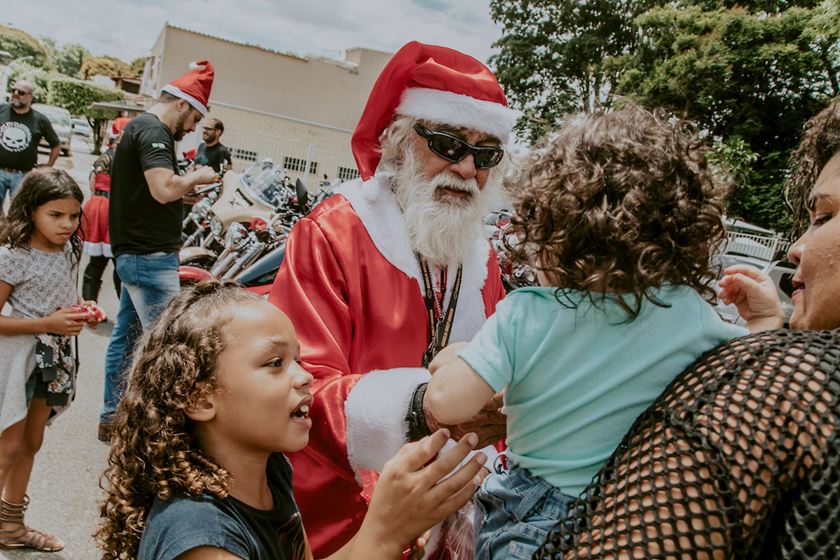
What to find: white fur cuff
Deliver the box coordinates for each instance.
[345,368,431,476]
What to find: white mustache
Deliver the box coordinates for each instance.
[429,172,479,196]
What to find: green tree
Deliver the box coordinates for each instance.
[129,56,148,78]
[0,24,48,67]
[79,55,131,80]
[489,0,664,142]
[53,43,91,77]
[617,3,839,231]
[490,0,840,232]
[48,77,124,154]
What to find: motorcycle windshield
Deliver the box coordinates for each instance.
[241,162,291,208]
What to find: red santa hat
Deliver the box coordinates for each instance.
[160,60,214,116]
[351,41,519,181]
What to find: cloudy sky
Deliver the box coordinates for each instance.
[8,0,503,64]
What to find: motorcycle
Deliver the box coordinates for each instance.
[485,210,537,292]
[180,159,296,269]
[179,177,310,292]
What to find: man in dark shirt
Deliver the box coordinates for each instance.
[183,118,232,213]
[195,118,232,173]
[0,80,60,214]
[100,61,218,440]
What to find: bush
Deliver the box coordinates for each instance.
[47,77,125,154]
[5,62,56,103]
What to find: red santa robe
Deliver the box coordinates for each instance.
[269,175,506,557]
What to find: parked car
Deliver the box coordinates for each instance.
[33,103,73,156]
[72,117,92,140]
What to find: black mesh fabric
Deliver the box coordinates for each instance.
[534,329,840,560]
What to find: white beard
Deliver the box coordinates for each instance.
[392,150,490,266]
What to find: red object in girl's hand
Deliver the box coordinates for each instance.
[70,304,106,323]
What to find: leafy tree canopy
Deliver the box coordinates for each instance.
[79,55,131,80]
[129,57,148,78]
[0,24,48,68]
[489,0,840,231]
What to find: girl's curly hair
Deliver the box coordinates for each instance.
[785,96,840,236]
[507,104,728,319]
[0,168,83,265]
[95,280,263,559]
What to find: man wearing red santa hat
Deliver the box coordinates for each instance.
[269,41,517,557]
[99,61,219,441]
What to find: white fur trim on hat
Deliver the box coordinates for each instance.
[160,84,208,116]
[396,87,519,143]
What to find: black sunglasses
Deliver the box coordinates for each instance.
[414,123,504,169]
[11,88,31,96]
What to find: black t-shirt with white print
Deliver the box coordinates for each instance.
[109,112,182,256]
[0,104,60,172]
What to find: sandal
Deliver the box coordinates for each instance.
[0,495,64,552]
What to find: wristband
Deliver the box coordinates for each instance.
[406,382,432,441]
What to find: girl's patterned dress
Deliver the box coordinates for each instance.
[0,243,77,431]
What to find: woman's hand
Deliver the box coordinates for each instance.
[718,265,784,332]
[356,429,486,558]
[42,308,87,336]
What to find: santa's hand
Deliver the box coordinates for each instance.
[425,392,505,449]
[428,341,468,374]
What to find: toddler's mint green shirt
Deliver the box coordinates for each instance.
[458,286,747,496]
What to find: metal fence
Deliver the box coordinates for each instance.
[723,231,790,261]
[223,127,359,191]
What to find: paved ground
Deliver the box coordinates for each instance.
[2,136,116,559]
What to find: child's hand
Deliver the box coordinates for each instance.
[718,265,784,330]
[363,430,486,550]
[79,301,107,329]
[43,308,87,336]
[428,342,468,374]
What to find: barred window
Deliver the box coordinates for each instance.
[284,156,318,175]
[232,148,258,162]
[338,166,360,182]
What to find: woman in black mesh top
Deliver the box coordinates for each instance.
[536,98,840,560]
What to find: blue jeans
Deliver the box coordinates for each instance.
[100,252,180,423]
[0,169,25,210]
[474,464,575,560]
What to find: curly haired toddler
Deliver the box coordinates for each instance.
[426,105,763,559]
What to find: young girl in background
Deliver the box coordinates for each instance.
[81,150,121,302]
[426,105,770,559]
[0,168,104,552]
[97,280,487,560]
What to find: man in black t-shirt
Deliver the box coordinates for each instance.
[0,80,60,213]
[195,118,232,173]
[100,61,217,441]
[184,117,232,213]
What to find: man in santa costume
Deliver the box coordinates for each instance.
[99,61,218,441]
[269,41,517,557]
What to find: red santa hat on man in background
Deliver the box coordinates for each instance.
[160,60,214,116]
[351,41,519,181]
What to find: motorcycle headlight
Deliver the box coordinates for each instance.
[225,223,248,247]
[195,198,211,216]
[210,216,224,238]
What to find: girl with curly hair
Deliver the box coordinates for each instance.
[0,168,104,552]
[96,280,488,560]
[424,104,778,559]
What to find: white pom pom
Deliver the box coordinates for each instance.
[189,61,201,70]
